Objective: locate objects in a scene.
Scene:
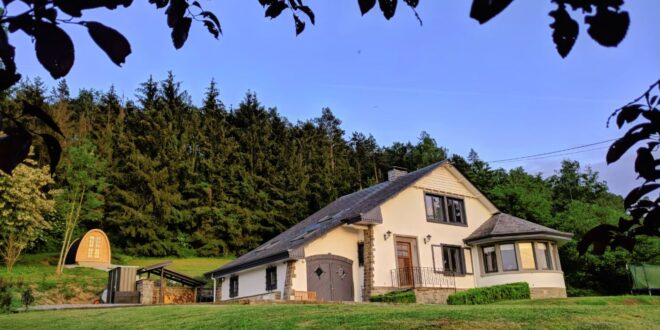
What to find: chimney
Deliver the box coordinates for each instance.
[387,167,408,182]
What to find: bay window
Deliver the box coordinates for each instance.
[480,241,559,275]
[482,245,498,273]
[500,244,518,271]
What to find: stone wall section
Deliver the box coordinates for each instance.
[283,260,296,300]
[362,225,375,301]
[530,287,567,299]
[136,279,154,305]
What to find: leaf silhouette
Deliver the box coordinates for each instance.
[624,183,660,209]
[616,104,643,128]
[265,1,288,18]
[634,147,656,181]
[378,0,397,20]
[171,17,192,49]
[358,0,376,15]
[85,22,132,66]
[39,134,62,174]
[578,224,617,255]
[34,22,74,79]
[22,102,64,136]
[404,0,418,8]
[299,5,315,24]
[0,127,32,175]
[549,5,578,58]
[470,0,513,24]
[585,7,629,47]
[294,14,305,35]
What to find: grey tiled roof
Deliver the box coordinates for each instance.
[464,213,573,244]
[205,161,447,277]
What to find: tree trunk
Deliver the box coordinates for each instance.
[3,235,24,273]
[56,186,86,275]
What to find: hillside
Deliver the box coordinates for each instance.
[0,254,231,307]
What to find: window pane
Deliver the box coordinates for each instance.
[442,248,451,271]
[447,199,456,222]
[535,243,552,270]
[452,248,462,274]
[425,195,434,219]
[518,243,536,270]
[434,196,444,221]
[500,244,518,271]
[483,246,497,273]
[464,248,473,274]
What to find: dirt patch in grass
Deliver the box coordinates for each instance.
[622,298,639,305]
[430,319,522,330]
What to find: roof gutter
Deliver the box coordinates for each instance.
[204,250,292,278]
[464,232,574,246]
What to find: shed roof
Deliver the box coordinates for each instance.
[464,213,573,244]
[138,261,206,287]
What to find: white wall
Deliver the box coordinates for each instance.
[219,261,287,301]
[298,225,363,301]
[373,165,494,289]
[476,271,566,288]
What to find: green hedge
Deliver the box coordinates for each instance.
[447,282,530,305]
[370,289,416,303]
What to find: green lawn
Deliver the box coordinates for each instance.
[1,296,659,329]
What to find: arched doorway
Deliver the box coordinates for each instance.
[306,254,354,301]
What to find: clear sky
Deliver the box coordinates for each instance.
[10,1,660,196]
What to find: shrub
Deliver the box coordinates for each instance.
[447,282,530,305]
[0,278,13,313]
[370,289,416,303]
[21,288,35,311]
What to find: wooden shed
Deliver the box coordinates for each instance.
[65,229,112,268]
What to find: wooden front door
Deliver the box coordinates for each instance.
[396,241,414,287]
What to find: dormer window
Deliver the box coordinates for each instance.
[425,193,467,225]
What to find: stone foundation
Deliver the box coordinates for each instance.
[413,288,460,304]
[530,287,567,299]
[370,286,400,297]
[370,286,462,304]
[223,291,282,302]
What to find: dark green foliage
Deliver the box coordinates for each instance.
[21,288,34,311]
[447,282,530,305]
[369,289,416,303]
[0,278,12,313]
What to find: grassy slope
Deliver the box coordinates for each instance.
[126,257,230,278]
[1,296,659,330]
[0,254,232,306]
[0,253,107,307]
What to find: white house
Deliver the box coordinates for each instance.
[205,161,573,303]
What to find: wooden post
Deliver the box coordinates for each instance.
[160,268,166,304]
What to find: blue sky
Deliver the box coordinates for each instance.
[10,1,660,195]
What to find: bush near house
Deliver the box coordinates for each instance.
[447,282,530,305]
[370,289,416,303]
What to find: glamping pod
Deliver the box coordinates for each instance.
[65,229,112,268]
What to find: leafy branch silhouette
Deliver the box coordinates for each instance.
[578,79,660,255]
